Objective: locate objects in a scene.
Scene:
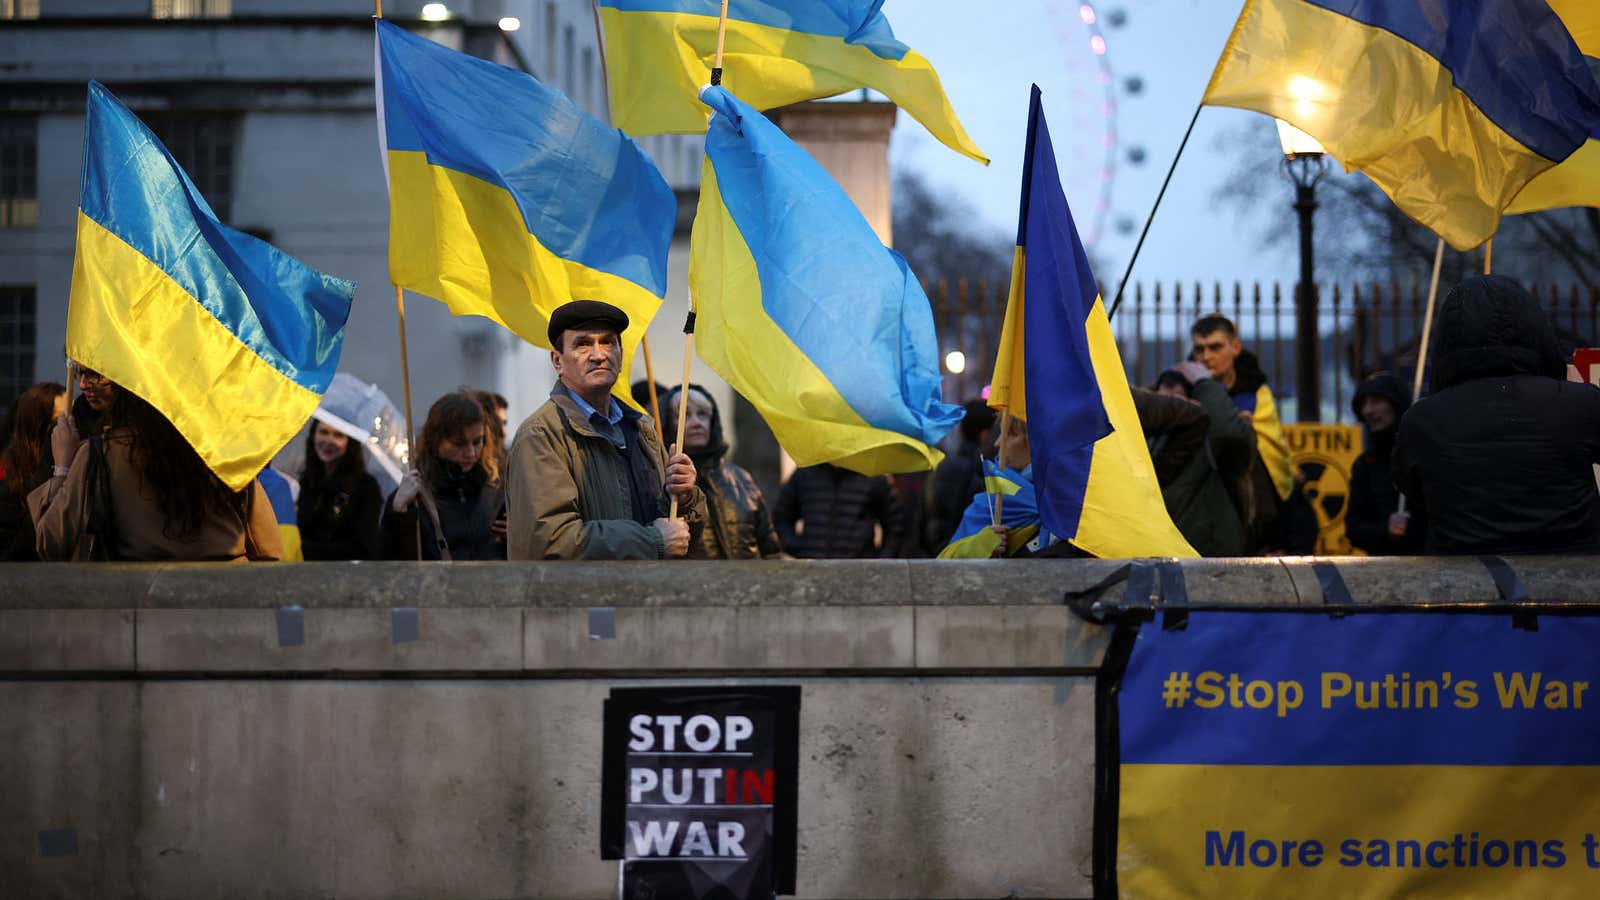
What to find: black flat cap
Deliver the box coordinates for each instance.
[548,299,629,348]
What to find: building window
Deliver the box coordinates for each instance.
[152,0,231,19]
[581,47,594,110]
[1,0,40,20]
[544,2,558,82]
[145,112,240,223]
[0,117,38,229]
[0,286,37,406]
[563,25,576,96]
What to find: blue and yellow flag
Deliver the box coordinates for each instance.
[69,82,353,492]
[257,467,303,562]
[690,85,961,475]
[989,86,1195,559]
[1232,384,1294,503]
[1509,1,1600,213]
[597,0,987,164]
[937,461,1049,559]
[376,20,673,402]
[1204,0,1600,250]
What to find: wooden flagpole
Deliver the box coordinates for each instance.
[1484,237,1493,275]
[642,337,664,441]
[590,1,664,441]
[667,0,729,520]
[1397,237,1447,516]
[992,409,1011,529]
[375,0,429,556]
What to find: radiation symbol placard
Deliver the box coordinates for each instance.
[1284,425,1364,556]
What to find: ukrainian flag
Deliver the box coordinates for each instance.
[376,20,673,403]
[1232,384,1294,503]
[989,86,1195,560]
[258,467,303,562]
[689,85,961,475]
[69,82,354,492]
[1508,1,1600,213]
[596,0,987,164]
[937,461,1048,559]
[1204,0,1600,250]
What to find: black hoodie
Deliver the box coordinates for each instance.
[1394,276,1600,555]
[665,385,782,559]
[1346,373,1426,555]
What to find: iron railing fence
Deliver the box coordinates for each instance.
[927,279,1600,424]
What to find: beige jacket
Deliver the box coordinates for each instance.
[506,385,705,560]
[28,431,282,562]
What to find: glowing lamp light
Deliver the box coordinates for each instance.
[944,350,967,375]
[1287,75,1325,119]
[1276,119,1326,159]
[420,2,449,21]
[498,16,521,31]
[1079,4,1097,25]
[1287,76,1324,101]
[1090,35,1107,55]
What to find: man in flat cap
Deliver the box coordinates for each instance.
[505,300,705,559]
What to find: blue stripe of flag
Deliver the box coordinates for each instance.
[1308,0,1600,162]
[80,82,352,394]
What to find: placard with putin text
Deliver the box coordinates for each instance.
[1112,610,1600,899]
[601,685,800,900]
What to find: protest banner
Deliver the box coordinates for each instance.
[601,686,800,900]
[1100,608,1600,898]
[1284,424,1363,555]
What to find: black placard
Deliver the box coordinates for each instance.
[602,686,800,899]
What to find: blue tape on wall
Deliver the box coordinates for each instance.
[392,608,420,644]
[38,827,77,858]
[275,606,305,648]
[589,607,617,640]
[1313,562,1354,606]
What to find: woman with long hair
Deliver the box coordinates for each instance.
[382,390,504,560]
[29,381,281,561]
[297,417,382,560]
[1,382,68,560]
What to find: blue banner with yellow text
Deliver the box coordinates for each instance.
[1115,610,1600,898]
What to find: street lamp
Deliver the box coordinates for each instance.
[1277,119,1329,422]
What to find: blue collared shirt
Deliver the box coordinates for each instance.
[559,382,627,448]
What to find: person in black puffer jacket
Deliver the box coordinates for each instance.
[664,384,781,559]
[382,391,506,560]
[297,416,383,560]
[1345,373,1426,555]
[774,464,901,559]
[1394,275,1600,555]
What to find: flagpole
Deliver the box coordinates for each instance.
[1483,237,1493,275]
[992,409,1011,529]
[642,337,664,441]
[1106,102,1203,321]
[667,0,727,520]
[375,0,426,556]
[1397,237,1446,516]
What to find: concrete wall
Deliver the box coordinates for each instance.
[3,556,1597,899]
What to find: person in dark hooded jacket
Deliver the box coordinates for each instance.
[1346,372,1426,555]
[663,384,782,559]
[775,464,901,558]
[1140,362,1255,556]
[1394,276,1600,555]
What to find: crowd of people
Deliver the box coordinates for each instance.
[1,279,1596,563]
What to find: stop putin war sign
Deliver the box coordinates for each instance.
[601,686,800,900]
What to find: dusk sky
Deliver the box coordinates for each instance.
[884,0,1302,291]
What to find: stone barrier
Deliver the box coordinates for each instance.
[1,556,1593,899]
